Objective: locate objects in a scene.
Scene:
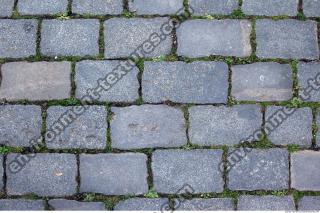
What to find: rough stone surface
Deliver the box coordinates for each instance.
[111,105,187,149]
[0,105,42,147]
[0,155,3,191]
[298,196,320,210]
[265,107,312,147]
[75,60,139,102]
[142,61,229,104]
[104,18,172,58]
[0,19,37,58]
[298,62,320,102]
[177,19,252,57]
[114,198,169,211]
[228,149,289,191]
[303,0,320,17]
[152,149,224,194]
[256,19,319,59]
[317,113,320,147]
[46,106,107,149]
[242,0,298,16]
[231,62,293,101]
[175,198,234,211]
[80,153,148,195]
[237,196,295,210]
[189,0,238,15]
[0,0,14,17]
[41,19,99,57]
[129,0,183,15]
[17,0,68,15]
[0,62,71,101]
[49,199,106,210]
[291,151,320,191]
[6,153,77,196]
[72,0,123,15]
[0,199,45,210]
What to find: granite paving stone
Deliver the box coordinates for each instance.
[189,0,238,16]
[114,198,169,211]
[175,198,234,211]
[72,0,123,15]
[242,0,298,16]
[0,0,14,17]
[303,0,320,17]
[298,196,320,210]
[0,199,45,210]
[17,0,68,15]
[298,62,320,102]
[48,199,106,210]
[129,0,183,15]
[237,196,295,210]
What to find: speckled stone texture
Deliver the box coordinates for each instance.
[242,0,298,16]
[48,199,106,210]
[129,0,183,15]
[237,196,295,210]
[114,198,169,211]
[189,0,238,15]
[175,198,235,211]
[298,196,320,210]
[298,62,320,102]
[72,0,123,15]
[0,155,3,191]
[0,199,45,210]
[0,0,14,17]
[17,0,68,15]
[303,0,320,17]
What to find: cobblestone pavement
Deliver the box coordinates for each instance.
[0,0,320,211]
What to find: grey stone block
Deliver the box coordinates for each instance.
[0,62,71,101]
[129,0,183,15]
[177,19,252,57]
[152,149,224,194]
[0,155,3,191]
[291,151,320,191]
[256,19,319,59]
[49,199,106,210]
[17,0,68,15]
[228,149,289,191]
[189,0,238,15]
[0,19,37,58]
[142,61,229,104]
[189,105,262,146]
[0,0,14,17]
[298,196,320,210]
[0,199,45,210]
[72,0,123,15]
[75,60,139,102]
[298,62,320,102]
[46,106,107,149]
[111,105,187,149]
[304,0,320,17]
[231,62,293,101]
[6,153,77,196]
[237,196,295,210]
[242,0,298,16]
[41,19,99,57]
[0,105,42,147]
[80,153,148,195]
[114,198,169,211]
[175,198,234,211]
[265,107,312,147]
[104,18,172,58]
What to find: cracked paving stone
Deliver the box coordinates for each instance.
[237,196,295,210]
[303,0,320,17]
[0,199,45,210]
[17,0,68,15]
[298,62,320,102]
[189,0,238,16]
[129,0,184,15]
[174,198,235,211]
[298,196,320,210]
[0,155,3,191]
[72,0,123,15]
[114,198,169,211]
[242,0,298,16]
[0,0,14,17]
[48,199,106,210]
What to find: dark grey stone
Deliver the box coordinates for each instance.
[175,198,234,211]
[49,199,106,210]
[72,0,123,15]
[189,105,262,146]
[104,18,172,58]
[17,0,68,15]
[6,153,77,196]
[0,0,14,17]
[265,107,312,147]
[231,62,293,101]
[0,155,3,191]
[237,196,295,210]
[189,0,238,15]
[80,153,148,195]
[0,199,45,210]
[111,105,187,149]
[41,19,99,57]
[114,198,169,211]
[142,61,229,104]
[75,60,139,102]
[291,151,320,191]
[152,149,224,194]
[177,19,252,57]
[256,19,319,59]
[242,0,298,16]
[0,105,42,147]
[298,196,320,210]
[129,0,183,15]
[228,149,289,191]
[298,62,320,102]
[0,19,37,58]
[46,106,107,149]
[0,62,71,101]
[303,0,320,17]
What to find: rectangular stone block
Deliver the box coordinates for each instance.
[175,198,234,211]
[298,62,320,102]
[0,0,14,17]
[6,153,77,196]
[189,0,238,15]
[298,196,320,210]
[142,61,229,104]
[242,0,298,16]
[111,105,186,149]
[303,0,320,17]
[0,62,71,101]
[17,0,68,15]
[256,19,319,59]
[72,0,123,15]
[231,62,293,101]
[129,0,183,15]
[0,199,45,210]
[0,155,3,191]
[237,196,295,210]
[177,19,252,57]
[104,18,172,58]
[48,199,105,210]
[152,149,224,194]
[80,153,148,195]
[114,198,169,211]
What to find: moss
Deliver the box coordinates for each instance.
[221,189,239,199]
[271,15,289,20]
[0,146,24,154]
[230,9,246,19]
[144,188,159,198]
[47,98,82,106]
[249,137,274,149]
[287,97,302,108]
[271,190,287,196]
[83,193,96,201]
[287,144,301,153]
[122,9,135,18]
[297,12,307,21]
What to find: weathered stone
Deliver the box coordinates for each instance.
[152,149,224,194]
[0,19,37,58]
[0,155,3,191]
[189,0,238,15]
[298,62,320,102]
[291,151,320,191]
[41,19,99,57]
[0,105,42,147]
[0,199,45,210]
[111,105,187,149]
[129,0,183,15]
[0,0,14,17]
[256,19,319,59]
[298,196,320,210]
[189,105,262,146]
[142,61,229,104]
[6,153,77,196]
[228,149,289,190]
[104,18,172,58]
[72,0,123,15]
[46,106,107,149]
[175,198,234,211]
[242,0,298,16]
[303,0,320,17]
[75,60,139,102]
[17,0,68,15]
[177,19,252,57]
[80,153,148,195]
[231,62,293,101]
[237,196,295,210]
[0,62,71,101]
[114,198,169,211]
[49,199,106,210]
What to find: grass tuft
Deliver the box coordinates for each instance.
[144,188,159,198]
